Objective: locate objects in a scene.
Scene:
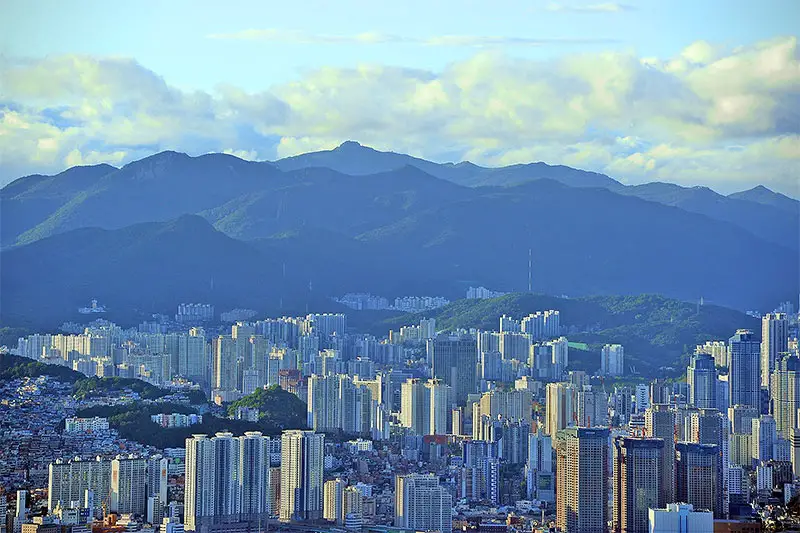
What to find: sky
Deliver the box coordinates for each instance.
[1,0,798,195]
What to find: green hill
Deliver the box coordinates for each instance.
[227,385,308,429]
[381,293,759,375]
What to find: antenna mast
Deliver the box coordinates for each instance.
[528,248,532,293]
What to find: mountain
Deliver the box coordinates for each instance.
[3,152,282,247]
[275,142,797,248]
[2,145,798,323]
[616,182,799,249]
[357,179,797,311]
[202,165,473,240]
[274,140,622,189]
[2,181,796,330]
[729,185,800,214]
[1,163,117,247]
[0,215,311,327]
[4,144,796,252]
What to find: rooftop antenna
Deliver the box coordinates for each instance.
[528,248,532,293]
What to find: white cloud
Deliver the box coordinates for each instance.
[1,36,799,197]
[207,28,618,47]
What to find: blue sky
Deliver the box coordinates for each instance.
[1,0,798,194]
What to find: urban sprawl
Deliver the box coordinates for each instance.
[1,299,799,533]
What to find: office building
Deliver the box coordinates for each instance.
[555,427,609,533]
[687,353,717,408]
[729,330,761,411]
[612,437,664,533]
[729,404,759,435]
[280,430,324,522]
[762,313,789,389]
[429,334,477,404]
[394,474,452,533]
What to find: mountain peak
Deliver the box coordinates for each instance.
[123,150,190,168]
[335,140,372,152]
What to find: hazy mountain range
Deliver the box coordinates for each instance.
[2,141,797,328]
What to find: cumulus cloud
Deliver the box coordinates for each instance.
[1,36,799,196]
[207,28,618,46]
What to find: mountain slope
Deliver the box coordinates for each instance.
[203,165,474,239]
[617,182,799,250]
[9,152,283,246]
[4,145,795,253]
[274,141,622,189]
[1,163,117,247]
[358,179,798,311]
[729,185,799,214]
[0,215,309,327]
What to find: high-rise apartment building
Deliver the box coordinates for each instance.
[307,374,375,435]
[675,442,722,518]
[771,354,800,439]
[213,336,237,392]
[762,313,789,389]
[696,340,728,368]
[110,457,147,515]
[472,389,533,439]
[520,310,560,340]
[601,344,625,376]
[555,427,610,533]
[394,474,452,533]
[146,455,168,518]
[612,437,664,533]
[400,378,452,436]
[546,382,576,436]
[752,415,778,464]
[644,404,676,506]
[48,457,111,517]
[323,479,346,524]
[280,430,324,522]
[184,432,272,531]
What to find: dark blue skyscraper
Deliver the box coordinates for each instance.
[687,353,717,408]
[728,329,760,411]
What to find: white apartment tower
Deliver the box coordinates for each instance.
[394,473,452,533]
[601,344,624,376]
[280,430,324,522]
[762,313,789,389]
